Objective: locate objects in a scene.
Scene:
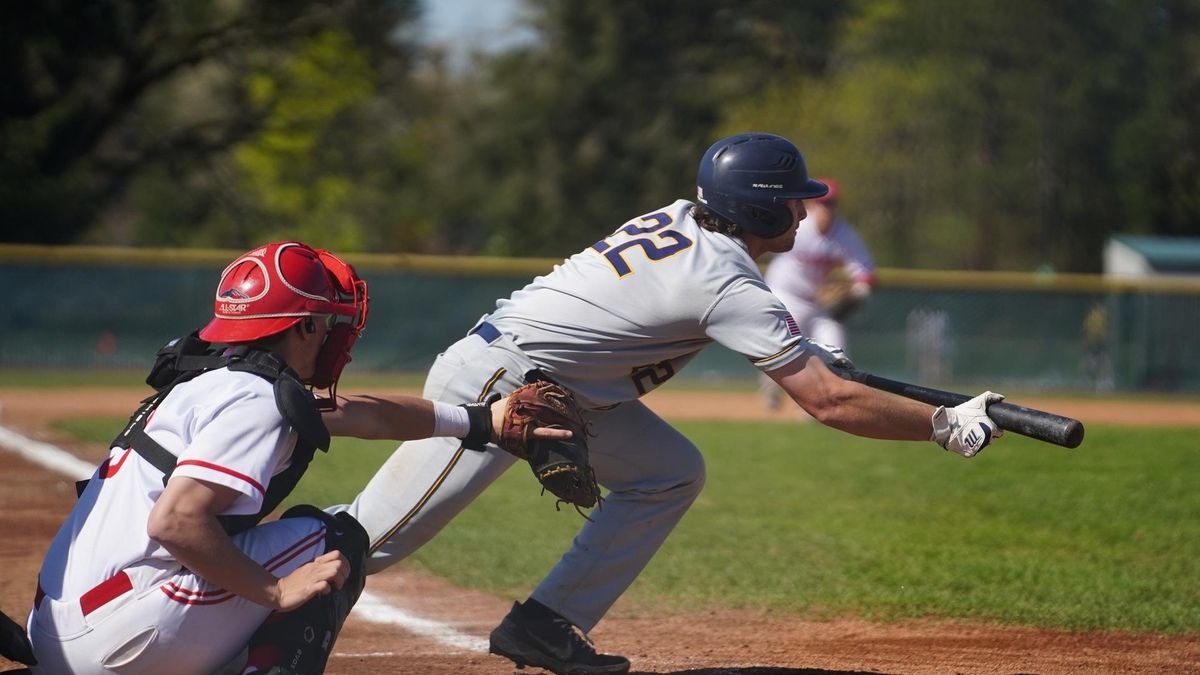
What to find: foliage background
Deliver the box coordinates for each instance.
[3,0,1198,271]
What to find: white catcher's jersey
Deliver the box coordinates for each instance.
[764,214,875,302]
[488,199,812,408]
[36,368,299,601]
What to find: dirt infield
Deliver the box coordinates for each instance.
[2,387,1199,674]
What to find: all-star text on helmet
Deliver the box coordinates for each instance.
[696,132,829,238]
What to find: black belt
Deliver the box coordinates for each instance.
[469,321,502,344]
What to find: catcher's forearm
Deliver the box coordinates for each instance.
[323,393,438,440]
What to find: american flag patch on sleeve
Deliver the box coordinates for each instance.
[784,313,801,336]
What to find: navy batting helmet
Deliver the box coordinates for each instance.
[696,133,828,238]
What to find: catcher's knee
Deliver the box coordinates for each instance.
[281,504,369,598]
[241,505,369,675]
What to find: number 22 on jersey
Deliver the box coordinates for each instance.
[591,212,694,277]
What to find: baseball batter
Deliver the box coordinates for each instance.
[346,133,1003,675]
[24,242,556,675]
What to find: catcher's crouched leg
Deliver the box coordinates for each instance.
[242,505,370,675]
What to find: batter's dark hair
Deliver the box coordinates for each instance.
[691,205,743,237]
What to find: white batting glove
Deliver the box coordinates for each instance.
[805,338,854,369]
[931,391,1004,457]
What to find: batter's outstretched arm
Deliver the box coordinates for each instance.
[769,353,935,441]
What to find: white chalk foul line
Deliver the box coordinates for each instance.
[0,422,487,654]
[352,590,489,652]
[0,424,96,481]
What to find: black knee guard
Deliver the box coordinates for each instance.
[242,506,370,675]
[0,607,35,666]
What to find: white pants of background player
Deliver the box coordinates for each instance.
[345,330,706,632]
[27,517,326,675]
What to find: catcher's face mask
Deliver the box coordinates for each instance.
[310,249,369,410]
[198,241,368,410]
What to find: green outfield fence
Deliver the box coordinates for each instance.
[3,244,1200,392]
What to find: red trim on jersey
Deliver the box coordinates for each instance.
[174,459,266,495]
[98,448,133,479]
[80,571,132,615]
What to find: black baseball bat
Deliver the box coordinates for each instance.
[830,365,1085,449]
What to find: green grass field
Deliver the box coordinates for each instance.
[54,416,1200,634]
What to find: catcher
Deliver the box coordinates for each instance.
[20,241,572,675]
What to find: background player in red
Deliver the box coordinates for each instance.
[763,178,876,409]
[764,177,876,351]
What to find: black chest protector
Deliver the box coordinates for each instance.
[96,332,331,536]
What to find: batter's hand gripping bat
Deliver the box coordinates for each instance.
[829,365,1085,449]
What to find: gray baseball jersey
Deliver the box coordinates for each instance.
[346,198,820,632]
[489,198,810,408]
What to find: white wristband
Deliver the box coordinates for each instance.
[432,401,471,438]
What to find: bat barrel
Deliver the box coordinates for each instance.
[986,403,1085,449]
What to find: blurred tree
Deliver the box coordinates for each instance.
[424,0,849,256]
[723,0,1200,272]
[0,0,419,246]
[228,30,377,250]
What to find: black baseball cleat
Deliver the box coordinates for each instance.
[488,600,630,675]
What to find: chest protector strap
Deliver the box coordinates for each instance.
[93,331,331,536]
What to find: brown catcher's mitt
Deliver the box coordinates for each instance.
[498,381,600,510]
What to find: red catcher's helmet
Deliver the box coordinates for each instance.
[199,242,361,343]
[199,241,368,407]
[812,177,839,204]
